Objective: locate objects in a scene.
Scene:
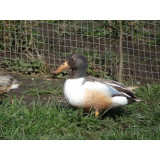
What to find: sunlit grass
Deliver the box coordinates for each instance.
[0,83,159,140]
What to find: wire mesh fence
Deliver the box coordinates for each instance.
[0,20,159,83]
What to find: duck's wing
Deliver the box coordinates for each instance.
[83,77,139,102]
[83,76,126,88]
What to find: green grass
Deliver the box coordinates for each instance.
[0,83,160,140]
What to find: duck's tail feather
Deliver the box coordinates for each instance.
[127,86,139,91]
[10,83,19,90]
[134,98,141,102]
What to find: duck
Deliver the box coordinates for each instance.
[0,75,20,95]
[51,54,140,117]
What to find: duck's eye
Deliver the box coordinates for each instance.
[72,58,76,61]
[70,58,74,62]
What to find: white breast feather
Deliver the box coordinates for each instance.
[64,78,85,107]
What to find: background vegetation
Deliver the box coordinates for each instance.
[0,20,160,82]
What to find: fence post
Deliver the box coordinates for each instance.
[118,20,123,83]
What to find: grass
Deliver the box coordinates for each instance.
[0,83,160,140]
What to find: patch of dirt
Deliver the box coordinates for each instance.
[0,71,67,107]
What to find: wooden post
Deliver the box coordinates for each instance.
[118,20,123,83]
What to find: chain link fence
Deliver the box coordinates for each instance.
[0,20,159,83]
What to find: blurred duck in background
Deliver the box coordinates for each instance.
[0,75,20,96]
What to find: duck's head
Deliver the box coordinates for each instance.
[51,54,88,79]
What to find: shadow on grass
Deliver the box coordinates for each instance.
[65,104,131,120]
[100,107,131,119]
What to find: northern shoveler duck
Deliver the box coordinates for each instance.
[51,54,140,117]
[0,76,19,95]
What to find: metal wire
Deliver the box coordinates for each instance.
[0,20,159,82]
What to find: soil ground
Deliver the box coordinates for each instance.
[0,70,67,107]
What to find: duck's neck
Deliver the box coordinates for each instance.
[70,69,86,79]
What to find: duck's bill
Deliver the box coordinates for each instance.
[51,61,70,74]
